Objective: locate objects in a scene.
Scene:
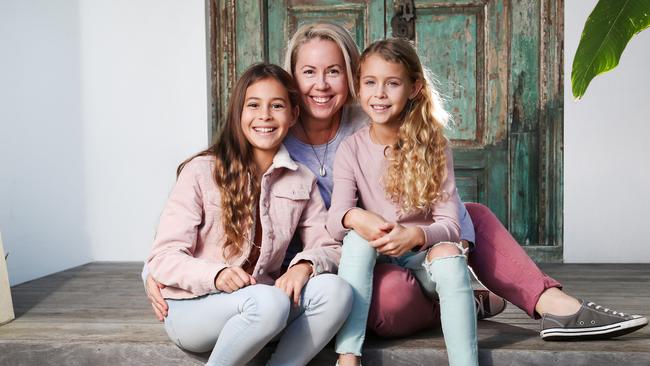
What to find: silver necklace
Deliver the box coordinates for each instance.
[299,122,334,177]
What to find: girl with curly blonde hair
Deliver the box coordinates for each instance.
[327,38,478,366]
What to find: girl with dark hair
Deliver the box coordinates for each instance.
[147,63,352,366]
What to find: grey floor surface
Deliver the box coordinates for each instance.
[0,262,648,365]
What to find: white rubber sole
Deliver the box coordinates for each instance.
[541,316,648,341]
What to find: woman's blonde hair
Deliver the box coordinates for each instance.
[178,63,300,260]
[284,22,360,101]
[359,38,452,213]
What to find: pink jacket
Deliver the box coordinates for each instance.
[327,126,461,247]
[148,146,341,299]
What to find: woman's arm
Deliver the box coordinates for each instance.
[458,195,476,249]
[147,159,227,297]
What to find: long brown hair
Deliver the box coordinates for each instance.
[178,63,300,260]
[358,39,451,213]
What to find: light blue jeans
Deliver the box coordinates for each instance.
[165,274,353,366]
[335,231,478,366]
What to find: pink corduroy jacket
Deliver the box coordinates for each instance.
[147,145,341,299]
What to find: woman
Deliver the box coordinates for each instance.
[146,23,647,344]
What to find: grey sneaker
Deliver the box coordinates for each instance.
[540,299,648,341]
[474,289,507,320]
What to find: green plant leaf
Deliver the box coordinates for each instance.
[572,0,650,99]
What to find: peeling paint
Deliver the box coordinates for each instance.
[207,0,564,253]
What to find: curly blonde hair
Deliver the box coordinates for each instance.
[178,63,300,260]
[359,39,451,213]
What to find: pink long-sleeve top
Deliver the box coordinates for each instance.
[327,126,461,247]
[148,145,341,299]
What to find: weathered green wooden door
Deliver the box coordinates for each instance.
[209,0,563,261]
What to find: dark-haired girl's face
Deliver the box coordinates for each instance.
[240,78,297,157]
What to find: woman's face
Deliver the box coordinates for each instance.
[293,38,349,123]
[240,78,297,156]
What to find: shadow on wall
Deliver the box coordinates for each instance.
[0,0,92,296]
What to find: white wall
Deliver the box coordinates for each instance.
[564,1,650,262]
[1,0,92,286]
[0,0,208,285]
[79,1,208,261]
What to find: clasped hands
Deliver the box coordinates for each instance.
[343,208,425,257]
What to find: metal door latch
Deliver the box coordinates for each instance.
[391,0,416,41]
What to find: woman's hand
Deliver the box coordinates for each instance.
[215,266,257,293]
[275,262,312,306]
[369,224,424,257]
[343,208,393,241]
[146,274,168,321]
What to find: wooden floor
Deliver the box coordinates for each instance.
[0,262,648,365]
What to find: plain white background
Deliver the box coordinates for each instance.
[564,0,650,262]
[0,0,208,285]
[1,0,648,286]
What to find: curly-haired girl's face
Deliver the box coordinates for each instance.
[240,78,297,155]
[358,54,419,129]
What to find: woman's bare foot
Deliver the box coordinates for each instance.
[535,287,581,316]
[337,353,361,366]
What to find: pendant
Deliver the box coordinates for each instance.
[319,166,326,177]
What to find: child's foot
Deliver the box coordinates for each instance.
[474,289,507,320]
[540,299,648,341]
[337,353,361,366]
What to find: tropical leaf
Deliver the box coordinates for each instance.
[572,0,650,99]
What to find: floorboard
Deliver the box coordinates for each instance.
[0,262,648,365]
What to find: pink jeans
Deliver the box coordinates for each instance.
[367,202,562,337]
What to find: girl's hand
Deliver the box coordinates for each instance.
[215,266,257,293]
[343,208,393,241]
[275,262,312,306]
[146,274,168,321]
[369,224,424,257]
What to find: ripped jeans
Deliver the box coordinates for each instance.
[335,231,478,366]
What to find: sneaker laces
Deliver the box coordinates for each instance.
[586,301,625,316]
[475,293,486,317]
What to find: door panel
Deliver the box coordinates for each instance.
[396,0,509,225]
[209,0,564,261]
[268,0,384,65]
[415,9,482,143]
[267,0,384,68]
